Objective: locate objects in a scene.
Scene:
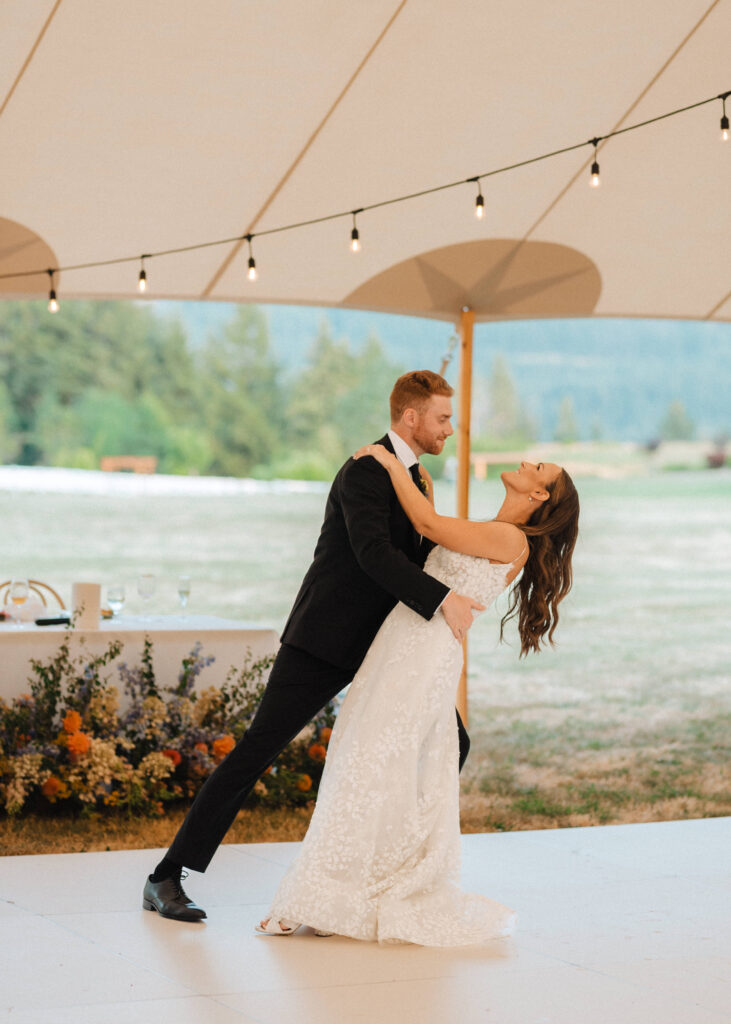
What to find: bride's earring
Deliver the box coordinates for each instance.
[528,496,533,503]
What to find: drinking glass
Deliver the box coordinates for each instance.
[137,573,156,620]
[9,578,30,629]
[107,584,126,617]
[177,575,191,616]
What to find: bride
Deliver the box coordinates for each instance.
[257,445,579,946]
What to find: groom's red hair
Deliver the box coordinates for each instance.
[390,370,453,422]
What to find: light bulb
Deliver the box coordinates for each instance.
[475,192,485,219]
[48,289,59,313]
[350,227,360,252]
[138,268,147,292]
[247,256,258,281]
[590,160,600,188]
[721,114,729,142]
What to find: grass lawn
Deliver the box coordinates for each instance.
[459,701,731,832]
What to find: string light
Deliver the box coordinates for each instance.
[0,88,725,293]
[245,234,258,281]
[47,269,58,312]
[721,95,729,142]
[590,138,601,188]
[138,256,147,293]
[350,210,361,252]
[472,178,485,219]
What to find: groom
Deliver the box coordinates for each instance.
[143,370,484,922]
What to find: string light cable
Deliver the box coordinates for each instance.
[1,88,727,300]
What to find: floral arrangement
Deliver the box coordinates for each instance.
[0,631,337,817]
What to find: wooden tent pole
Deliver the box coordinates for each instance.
[456,307,474,727]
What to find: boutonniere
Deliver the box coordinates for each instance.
[418,475,429,497]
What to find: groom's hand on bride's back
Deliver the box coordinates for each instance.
[441,592,485,641]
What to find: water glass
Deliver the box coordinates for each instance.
[177,575,191,615]
[137,573,156,619]
[9,577,29,629]
[107,584,126,617]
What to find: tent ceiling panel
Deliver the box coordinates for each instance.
[0,0,728,321]
[0,217,57,296]
[252,0,712,231]
[0,1,56,108]
[343,239,601,320]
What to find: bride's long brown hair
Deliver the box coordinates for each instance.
[501,468,579,656]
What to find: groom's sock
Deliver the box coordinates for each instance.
[150,856,182,883]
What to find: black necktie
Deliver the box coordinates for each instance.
[408,463,423,543]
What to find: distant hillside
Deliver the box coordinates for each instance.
[153,301,730,443]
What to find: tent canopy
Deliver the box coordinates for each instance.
[0,0,729,322]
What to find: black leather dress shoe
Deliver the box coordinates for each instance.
[142,874,207,922]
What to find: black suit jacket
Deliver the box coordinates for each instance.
[281,435,449,671]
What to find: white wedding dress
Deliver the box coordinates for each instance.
[265,545,519,945]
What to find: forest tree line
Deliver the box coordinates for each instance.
[0,300,696,479]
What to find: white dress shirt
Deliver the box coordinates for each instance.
[387,429,419,470]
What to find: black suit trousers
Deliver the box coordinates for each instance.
[167,642,471,873]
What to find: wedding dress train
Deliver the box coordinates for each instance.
[265,545,518,945]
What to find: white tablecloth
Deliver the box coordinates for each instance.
[0,615,280,701]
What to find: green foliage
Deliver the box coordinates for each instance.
[280,323,404,477]
[473,355,537,450]
[199,306,283,476]
[553,395,580,443]
[0,299,407,480]
[659,399,695,441]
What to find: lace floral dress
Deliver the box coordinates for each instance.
[265,545,519,945]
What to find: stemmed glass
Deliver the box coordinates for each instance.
[177,575,191,617]
[137,573,156,621]
[9,578,30,629]
[107,584,126,618]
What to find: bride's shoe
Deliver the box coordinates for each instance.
[256,917,301,935]
[255,917,333,937]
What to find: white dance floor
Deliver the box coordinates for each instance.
[1,817,729,1024]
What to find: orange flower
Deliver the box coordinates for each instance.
[63,710,82,734]
[66,731,91,757]
[162,748,182,767]
[212,735,235,761]
[263,765,273,774]
[296,774,312,792]
[42,775,62,800]
[319,727,332,744]
[194,742,209,755]
[307,743,327,763]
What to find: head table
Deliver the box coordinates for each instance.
[0,615,279,702]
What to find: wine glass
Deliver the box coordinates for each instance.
[177,575,191,616]
[137,573,156,620]
[9,578,30,629]
[107,584,126,617]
